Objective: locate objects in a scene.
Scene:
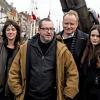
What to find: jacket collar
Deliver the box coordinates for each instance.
[30,34,56,46]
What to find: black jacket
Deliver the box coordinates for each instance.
[57,29,88,70]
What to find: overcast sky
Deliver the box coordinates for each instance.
[6,0,63,19]
[6,0,100,31]
[6,0,100,15]
[6,0,64,31]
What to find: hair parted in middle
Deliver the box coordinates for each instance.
[2,19,21,46]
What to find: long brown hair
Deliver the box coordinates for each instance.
[81,24,100,64]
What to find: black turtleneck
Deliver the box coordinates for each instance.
[6,47,15,68]
[38,39,52,55]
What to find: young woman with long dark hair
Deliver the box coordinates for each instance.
[81,24,100,100]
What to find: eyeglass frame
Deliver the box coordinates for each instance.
[40,27,55,31]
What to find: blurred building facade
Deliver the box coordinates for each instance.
[0,0,39,39]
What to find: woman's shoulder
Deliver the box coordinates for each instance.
[0,38,4,50]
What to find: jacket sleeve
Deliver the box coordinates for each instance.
[64,49,79,99]
[8,50,23,96]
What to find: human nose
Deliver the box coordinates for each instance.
[67,24,71,28]
[9,29,13,32]
[94,36,98,39]
[47,29,51,32]
[47,28,54,32]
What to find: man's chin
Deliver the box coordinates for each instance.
[65,31,73,34]
[44,38,52,43]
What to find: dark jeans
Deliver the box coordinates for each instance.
[0,92,15,100]
[0,94,13,100]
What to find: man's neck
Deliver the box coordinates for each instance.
[62,32,74,39]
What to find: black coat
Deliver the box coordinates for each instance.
[81,58,100,100]
[57,29,88,70]
[80,43,100,100]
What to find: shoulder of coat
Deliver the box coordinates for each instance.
[57,41,67,50]
[20,41,28,50]
[57,41,69,55]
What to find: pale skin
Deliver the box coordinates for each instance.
[90,29,100,67]
[38,20,55,43]
[62,14,78,37]
[6,24,17,49]
[90,29,100,46]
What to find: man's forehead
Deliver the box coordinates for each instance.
[64,14,76,19]
[42,21,54,26]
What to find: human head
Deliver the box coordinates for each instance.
[2,19,21,46]
[63,10,79,35]
[89,24,100,46]
[38,18,55,43]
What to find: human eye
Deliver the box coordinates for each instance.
[91,34,95,37]
[64,23,68,25]
[97,35,100,38]
[44,28,48,31]
[12,28,16,31]
[6,28,10,31]
[50,28,55,31]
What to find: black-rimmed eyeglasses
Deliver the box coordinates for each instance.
[40,27,55,31]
